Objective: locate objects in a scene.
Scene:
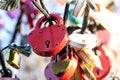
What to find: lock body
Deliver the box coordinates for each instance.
[28,14,69,57]
[44,60,59,80]
[93,46,111,80]
[6,49,20,69]
[69,29,97,49]
[7,8,21,19]
[51,47,78,80]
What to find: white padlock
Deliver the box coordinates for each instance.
[69,29,97,49]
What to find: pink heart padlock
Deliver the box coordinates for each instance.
[28,14,69,57]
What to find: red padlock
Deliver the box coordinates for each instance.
[28,14,69,57]
[93,46,111,80]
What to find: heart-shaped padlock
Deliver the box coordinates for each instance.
[51,46,78,80]
[93,46,111,80]
[69,29,97,49]
[28,14,69,57]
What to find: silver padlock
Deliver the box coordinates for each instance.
[69,29,97,49]
[72,0,86,18]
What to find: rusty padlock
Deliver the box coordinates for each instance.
[93,46,111,80]
[51,46,78,80]
[28,14,69,57]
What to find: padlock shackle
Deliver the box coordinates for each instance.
[35,14,63,29]
[94,46,105,55]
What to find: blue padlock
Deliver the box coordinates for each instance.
[68,9,84,24]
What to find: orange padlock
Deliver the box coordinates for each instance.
[28,14,69,57]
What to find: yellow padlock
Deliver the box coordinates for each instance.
[6,49,20,69]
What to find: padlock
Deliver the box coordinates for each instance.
[51,46,78,80]
[28,14,69,57]
[74,49,96,70]
[22,0,38,28]
[68,9,84,24]
[72,63,83,80]
[80,61,96,80]
[69,29,97,49]
[93,46,111,80]
[72,0,86,18]
[6,49,21,69]
[51,46,71,76]
[44,60,59,80]
[74,48,102,70]
[7,8,21,19]
[0,68,18,80]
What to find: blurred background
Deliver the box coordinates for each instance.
[0,0,120,80]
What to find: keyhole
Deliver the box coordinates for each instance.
[96,69,100,75]
[45,40,50,48]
